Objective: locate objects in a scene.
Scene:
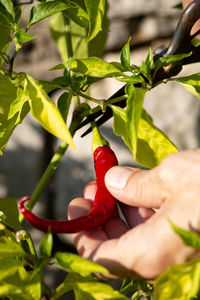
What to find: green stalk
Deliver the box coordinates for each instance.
[19,103,90,225]
[63,14,73,59]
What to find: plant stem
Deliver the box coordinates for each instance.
[19,123,76,225]
[63,15,74,59]
[9,50,18,75]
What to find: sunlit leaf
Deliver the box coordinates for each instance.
[39,233,53,257]
[84,0,105,42]
[0,0,14,23]
[55,252,108,276]
[170,221,200,249]
[28,0,74,27]
[52,57,122,78]
[14,29,36,50]
[25,75,76,149]
[110,105,178,168]
[154,259,200,299]
[120,37,131,71]
[0,72,28,154]
[126,85,146,156]
[0,198,21,230]
[154,52,192,75]
[174,73,200,99]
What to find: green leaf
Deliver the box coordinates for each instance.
[52,57,122,78]
[0,0,14,23]
[14,29,36,50]
[170,221,200,249]
[126,85,146,156]
[25,75,76,149]
[57,91,72,122]
[75,280,129,300]
[0,198,21,230]
[87,0,109,58]
[39,233,53,257]
[116,75,144,84]
[173,3,182,9]
[154,258,200,299]
[110,105,178,168]
[0,266,41,300]
[0,234,41,299]
[63,3,89,29]
[55,252,108,276]
[154,52,192,76]
[50,12,88,61]
[120,37,131,71]
[139,48,154,82]
[53,272,129,300]
[84,0,105,42]
[136,110,178,168]
[28,0,74,28]
[0,20,11,66]
[0,72,28,154]
[15,5,24,25]
[174,73,200,99]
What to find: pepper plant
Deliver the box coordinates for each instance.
[1,0,200,299]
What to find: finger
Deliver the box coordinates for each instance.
[105,166,164,209]
[89,202,200,279]
[83,181,129,238]
[68,197,108,258]
[119,203,155,228]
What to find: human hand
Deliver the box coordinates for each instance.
[68,149,200,279]
[182,0,200,40]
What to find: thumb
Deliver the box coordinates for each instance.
[105,166,165,209]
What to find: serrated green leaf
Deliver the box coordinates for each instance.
[110,105,178,168]
[39,233,53,257]
[120,37,131,71]
[84,0,105,42]
[174,73,200,99]
[14,29,36,50]
[154,258,200,299]
[0,198,21,230]
[170,221,200,249]
[52,57,122,78]
[55,252,108,276]
[25,75,76,149]
[28,0,74,28]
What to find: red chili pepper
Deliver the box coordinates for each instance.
[19,144,118,233]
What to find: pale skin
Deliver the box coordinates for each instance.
[68,1,200,279]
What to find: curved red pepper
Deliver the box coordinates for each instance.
[18,145,118,233]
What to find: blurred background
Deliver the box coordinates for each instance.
[1,0,200,289]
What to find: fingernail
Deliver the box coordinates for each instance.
[105,166,133,189]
